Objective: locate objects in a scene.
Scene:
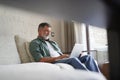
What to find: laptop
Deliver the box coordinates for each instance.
[55,43,85,61]
[69,43,84,58]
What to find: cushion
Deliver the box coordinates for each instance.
[14,35,31,63]
[24,42,35,62]
[0,36,21,65]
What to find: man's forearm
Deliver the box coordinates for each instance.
[39,57,58,63]
[39,54,69,63]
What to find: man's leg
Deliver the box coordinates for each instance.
[78,55,100,72]
[53,58,88,70]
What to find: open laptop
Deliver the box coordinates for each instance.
[69,43,84,58]
[55,43,85,61]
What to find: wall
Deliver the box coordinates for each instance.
[0,5,63,43]
[0,5,64,64]
[0,0,107,28]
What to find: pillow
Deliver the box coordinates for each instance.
[24,42,35,62]
[0,36,21,65]
[14,35,31,63]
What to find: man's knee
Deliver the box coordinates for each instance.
[82,55,93,59]
[87,55,95,60]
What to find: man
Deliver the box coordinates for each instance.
[29,22,100,72]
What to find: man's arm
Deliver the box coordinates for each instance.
[40,54,69,63]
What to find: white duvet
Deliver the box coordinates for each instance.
[0,62,106,80]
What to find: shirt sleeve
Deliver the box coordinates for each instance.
[29,41,43,62]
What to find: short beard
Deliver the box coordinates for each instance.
[43,35,49,40]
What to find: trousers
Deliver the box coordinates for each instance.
[54,55,100,73]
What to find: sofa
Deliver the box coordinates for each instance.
[0,35,106,80]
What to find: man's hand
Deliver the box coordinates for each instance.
[58,54,69,59]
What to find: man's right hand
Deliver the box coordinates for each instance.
[58,54,69,59]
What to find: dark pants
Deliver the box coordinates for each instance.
[54,55,100,73]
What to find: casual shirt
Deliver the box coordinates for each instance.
[29,37,62,62]
[45,41,60,57]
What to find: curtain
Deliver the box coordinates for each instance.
[63,21,87,53]
[64,21,75,53]
[72,21,87,51]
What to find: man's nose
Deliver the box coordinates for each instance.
[45,31,49,34]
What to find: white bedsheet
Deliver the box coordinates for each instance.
[0,62,106,80]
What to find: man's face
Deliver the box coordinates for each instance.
[38,26,51,40]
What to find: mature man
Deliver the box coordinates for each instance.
[29,22,100,72]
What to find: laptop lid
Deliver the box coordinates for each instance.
[69,43,84,58]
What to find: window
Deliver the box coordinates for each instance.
[88,25,108,64]
[73,21,108,64]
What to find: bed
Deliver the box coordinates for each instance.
[0,62,106,80]
[0,35,106,80]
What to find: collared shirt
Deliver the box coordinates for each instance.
[29,37,62,62]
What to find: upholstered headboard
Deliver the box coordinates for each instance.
[24,42,35,62]
[14,35,35,63]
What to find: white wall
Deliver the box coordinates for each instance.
[0,5,62,42]
[0,5,64,64]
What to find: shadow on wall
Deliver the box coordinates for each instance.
[0,0,107,28]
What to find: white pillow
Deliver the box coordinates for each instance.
[0,36,21,65]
